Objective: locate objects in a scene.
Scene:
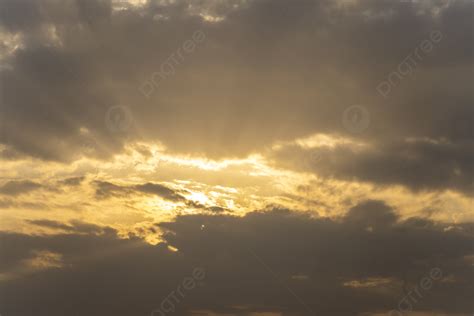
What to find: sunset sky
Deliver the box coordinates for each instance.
[0,0,473,315]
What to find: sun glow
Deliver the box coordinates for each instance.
[187,191,210,205]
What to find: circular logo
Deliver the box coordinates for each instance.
[342,105,370,133]
[307,150,322,165]
[105,105,133,133]
[80,138,97,155]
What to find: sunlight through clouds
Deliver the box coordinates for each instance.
[0,0,472,314]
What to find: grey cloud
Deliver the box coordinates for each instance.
[135,183,230,213]
[184,200,230,213]
[93,180,187,202]
[67,219,117,235]
[0,0,42,32]
[58,176,85,186]
[93,180,128,199]
[93,180,229,212]
[0,227,192,316]
[134,182,187,202]
[0,180,42,196]
[0,198,48,210]
[26,218,116,235]
[26,219,73,231]
[0,0,471,161]
[207,206,227,213]
[0,146,26,160]
[343,199,398,229]
[271,138,474,196]
[0,202,472,315]
[1,2,472,315]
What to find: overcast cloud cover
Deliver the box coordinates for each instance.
[0,0,473,315]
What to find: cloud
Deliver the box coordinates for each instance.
[271,138,474,196]
[92,180,230,213]
[343,199,398,229]
[93,180,130,199]
[26,219,116,235]
[0,0,471,161]
[0,198,49,210]
[0,180,42,196]
[92,180,187,201]
[57,176,85,186]
[0,0,42,32]
[133,182,187,202]
[26,219,73,231]
[0,2,472,314]
[1,201,471,315]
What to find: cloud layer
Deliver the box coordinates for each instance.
[1,0,472,161]
[1,202,473,315]
[0,1,472,315]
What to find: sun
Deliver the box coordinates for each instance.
[187,191,210,205]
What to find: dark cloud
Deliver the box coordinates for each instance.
[271,138,474,196]
[26,219,116,235]
[206,206,227,213]
[183,200,230,214]
[134,182,187,202]
[0,0,42,32]
[0,2,472,315]
[0,198,48,210]
[94,181,127,198]
[93,180,129,199]
[26,219,73,231]
[0,0,471,161]
[93,180,229,212]
[58,176,85,186]
[0,180,42,196]
[343,199,398,229]
[93,180,187,202]
[0,225,194,316]
[0,202,472,315]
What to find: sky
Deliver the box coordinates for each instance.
[0,0,473,315]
